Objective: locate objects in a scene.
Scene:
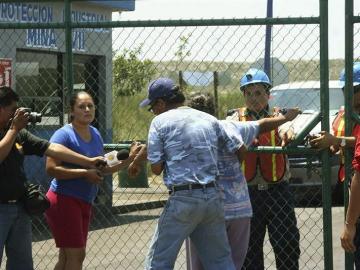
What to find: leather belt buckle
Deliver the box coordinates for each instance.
[257,183,269,191]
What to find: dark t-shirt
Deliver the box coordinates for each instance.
[0,129,49,201]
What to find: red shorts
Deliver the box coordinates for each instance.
[45,190,92,248]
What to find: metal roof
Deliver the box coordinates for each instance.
[88,1,135,11]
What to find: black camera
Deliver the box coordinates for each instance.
[23,108,42,124]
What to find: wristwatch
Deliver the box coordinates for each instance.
[340,138,346,147]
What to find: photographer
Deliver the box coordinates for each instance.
[0,86,105,270]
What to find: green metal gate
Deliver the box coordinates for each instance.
[0,0,356,269]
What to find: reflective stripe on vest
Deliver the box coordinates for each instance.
[238,107,286,183]
[332,108,359,183]
[332,108,345,137]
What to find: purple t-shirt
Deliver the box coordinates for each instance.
[49,124,104,203]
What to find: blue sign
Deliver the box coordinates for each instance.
[0,3,53,22]
[0,3,109,51]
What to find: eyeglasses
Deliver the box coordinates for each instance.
[148,100,158,112]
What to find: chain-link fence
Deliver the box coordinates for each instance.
[0,0,356,269]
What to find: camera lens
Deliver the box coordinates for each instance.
[29,112,42,123]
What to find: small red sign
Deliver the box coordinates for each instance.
[0,59,12,87]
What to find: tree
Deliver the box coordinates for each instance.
[113,45,156,97]
[175,33,192,64]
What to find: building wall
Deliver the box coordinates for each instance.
[0,2,114,140]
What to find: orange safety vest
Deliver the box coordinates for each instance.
[237,107,286,183]
[332,107,360,183]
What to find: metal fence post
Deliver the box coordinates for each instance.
[65,0,73,102]
[213,71,219,118]
[345,0,355,268]
[319,0,333,269]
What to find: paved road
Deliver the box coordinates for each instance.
[0,206,348,269]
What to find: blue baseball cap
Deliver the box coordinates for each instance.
[139,77,177,107]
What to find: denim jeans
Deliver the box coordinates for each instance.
[0,203,33,270]
[145,187,235,270]
[186,217,251,270]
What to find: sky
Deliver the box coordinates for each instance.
[116,0,360,60]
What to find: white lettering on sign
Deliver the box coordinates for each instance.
[72,30,85,51]
[0,2,110,51]
[26,29,57,48]
[0,3,53,23]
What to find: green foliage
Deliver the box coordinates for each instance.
[174,34,192,63]
[113,46,156,97]
[112,87,244,142]
[111,59,344,141]
[112,91,153,142]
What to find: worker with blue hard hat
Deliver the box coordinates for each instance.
[227,67,301,270]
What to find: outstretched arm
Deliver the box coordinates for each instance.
[45,143,105,169]
[128,144,148,177]
[310,131,356,150]
[258,108,301,134]
[46,156,103,184]
[101,142,143,174]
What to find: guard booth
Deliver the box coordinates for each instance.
[0,1,135,207]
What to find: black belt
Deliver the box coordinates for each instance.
[0,199,18,204]
[169,182,216,194]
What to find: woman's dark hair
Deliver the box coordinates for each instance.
[188,92,216,116]
[68,91,94,122]
[162,86,186,105]
[0,86,19,107]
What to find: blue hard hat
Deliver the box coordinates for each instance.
[339,62,360,89]
[240,68,272,91]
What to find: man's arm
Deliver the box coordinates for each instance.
[258,108,301,134]
[0,109,28,163]
[128,144,148,177]
[310,131,356,150]
[235,144,247,163]
[102,142,143,174]
[45,143,104,168]
[46,156,103,184]
[151,162,164,175]
[341,170,360,252]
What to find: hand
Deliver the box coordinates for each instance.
[309,131,336,149]
[128,161,141,178]
[281,128,295,147]
[10,108,29,131]
[283,107,302,121]
[84,169,103,184]
[88,156,106,169]
[129,141,143,158]
[340,223,357,253]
